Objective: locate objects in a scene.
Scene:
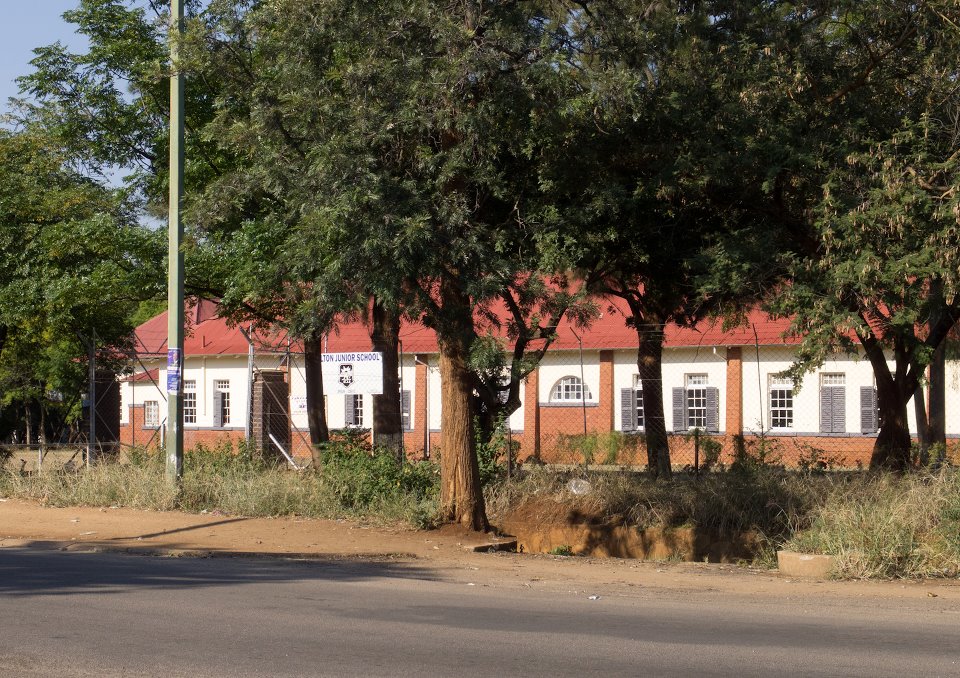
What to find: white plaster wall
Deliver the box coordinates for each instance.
[537,351,602,404]
[400,355,417,431]
[945,360,960,436]
[740,347,922,435]
[661,347,728,432]
[508,380,525,432]
[428,359,442,430]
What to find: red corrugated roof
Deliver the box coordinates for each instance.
[122,368,159,383]
[133,297,800,358]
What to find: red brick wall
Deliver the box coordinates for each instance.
[726,347,743,436]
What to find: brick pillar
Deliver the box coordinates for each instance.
[599,350,615,431]
[414,355,429,455]
[726,347,743,436]
[523,367,541,459]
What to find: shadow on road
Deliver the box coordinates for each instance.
[0,546,439,597]
[109,516,250,540]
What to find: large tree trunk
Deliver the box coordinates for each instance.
[636,325,671,479]
[872,379,912,470]
[303,333,329,466]
[863,342,914,470]
[370,299,404,460]
[928,339,947,458]
[913,384,930,466]
[435,278,488,531]
[438,339,488,531]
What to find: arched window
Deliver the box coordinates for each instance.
[551,376,592,402]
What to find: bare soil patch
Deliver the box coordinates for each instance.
[2,497,960,609]
[497,498,759,562]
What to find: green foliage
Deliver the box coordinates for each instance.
[553,432,642,467]
[730,435,783,474]
[548,545,574,557]
[317,444,439,510]
[474,415,518,486]
[0,128,163,438]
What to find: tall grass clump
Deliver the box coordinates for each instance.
[784,469,960,578]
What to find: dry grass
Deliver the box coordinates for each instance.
[784,470,960,578]
[487,466,960,577]
[0,442,440,529]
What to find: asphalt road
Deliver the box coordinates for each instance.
[1,548,958,677]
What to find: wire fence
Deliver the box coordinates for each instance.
[14,331,953,475]
[502,344,960,471]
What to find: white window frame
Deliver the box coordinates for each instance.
[550,376,592,403]
[633,375,645,430]
[144,400,159,428]
[769,375,794,430]
[183,380,197,424]
[349,394,364,428]
[686,374,708,429]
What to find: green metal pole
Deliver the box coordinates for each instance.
[166,0,185,487]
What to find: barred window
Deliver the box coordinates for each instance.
[550,376,592,402]
[686,374,708,429]
[183,380,197,424]
[769,376,794,429]
[144,400,159,428]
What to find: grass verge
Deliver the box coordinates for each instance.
[0,440,440,529]
[486,465,960,578]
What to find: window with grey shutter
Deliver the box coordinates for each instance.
[401,390,412,431]
[621,388,636,431]
[820,375,846,433]
[705,387,720,433]
[212,390,223,428]
[345,394,356,427]
[831,387,846,432]
[860,386,878,434]
[672,387,687,432]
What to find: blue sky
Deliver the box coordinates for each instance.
[0,2,87,114]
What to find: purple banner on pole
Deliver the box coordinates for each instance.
[167,348,182,394]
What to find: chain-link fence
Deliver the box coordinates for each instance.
[501,343,959,470]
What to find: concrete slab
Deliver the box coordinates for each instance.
[777,550,835,578]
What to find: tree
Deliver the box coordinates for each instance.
[184,0,589,529]
[533,1,786,477]
[757,1,960,469]
[18,0,346,449]
[0,127,163,441]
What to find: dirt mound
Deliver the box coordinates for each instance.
[496,497,759,563]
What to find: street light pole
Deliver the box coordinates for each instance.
[165,0,185,487]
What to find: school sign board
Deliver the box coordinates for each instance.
[321,352,384,395]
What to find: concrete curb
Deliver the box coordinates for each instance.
[777,550,835,578]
